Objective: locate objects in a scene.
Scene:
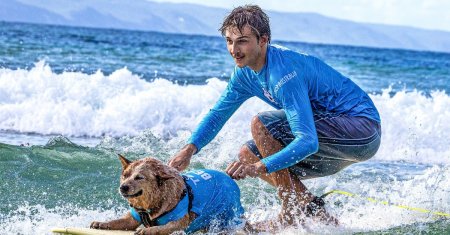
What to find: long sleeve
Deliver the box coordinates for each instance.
[188,71,252,153]
[261,72,319,173]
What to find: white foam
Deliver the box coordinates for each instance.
[322,164,450,232]
[3,164,448,235]
[373,87,450,164]
[0,204,127,235]
[1,62,450,165]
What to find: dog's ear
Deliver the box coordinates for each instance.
[154,165,176,186]
[118,154,132,170]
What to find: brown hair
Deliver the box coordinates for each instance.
[219,5,271,43]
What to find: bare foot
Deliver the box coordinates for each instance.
[249,217,284,233]
[304,197,339,226]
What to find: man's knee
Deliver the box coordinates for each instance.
[251,115,266,136]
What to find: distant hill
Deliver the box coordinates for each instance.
[2,0,450,53]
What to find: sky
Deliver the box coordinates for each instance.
[151,0,450,32]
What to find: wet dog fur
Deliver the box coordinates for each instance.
[90,155,196,234]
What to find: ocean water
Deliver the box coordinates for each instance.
[1,21,450,234]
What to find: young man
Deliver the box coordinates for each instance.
[169,5,381,227]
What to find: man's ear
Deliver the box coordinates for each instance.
[259,35,269,46]
[118,154,132,170]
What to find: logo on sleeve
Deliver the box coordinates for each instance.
[263,88,278,105]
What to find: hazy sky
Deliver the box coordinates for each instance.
[152,0,450,32]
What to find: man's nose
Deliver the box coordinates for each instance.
[229,42,238,55]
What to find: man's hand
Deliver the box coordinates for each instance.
[168,144,197,171]
[226,161,267,180]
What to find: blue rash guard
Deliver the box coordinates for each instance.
[188,44,380,174]
[130,169,244,233]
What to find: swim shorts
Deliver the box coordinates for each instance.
[246,110,381,179]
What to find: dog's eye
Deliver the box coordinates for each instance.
[134,175,144,180]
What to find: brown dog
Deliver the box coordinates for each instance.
[91,155,245,234]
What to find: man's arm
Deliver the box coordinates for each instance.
[226,73,318,178]
[168,144,197,171]
[261,75,319,173]
[169,72,252,171]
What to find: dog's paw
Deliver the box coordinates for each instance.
[134,227,146,235]
[134,227,159,235]
[90,221,110,230]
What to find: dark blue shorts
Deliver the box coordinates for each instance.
[246,110,381,179]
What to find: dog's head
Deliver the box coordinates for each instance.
[118,154,184,214]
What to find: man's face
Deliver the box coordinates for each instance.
[225,25,267,70]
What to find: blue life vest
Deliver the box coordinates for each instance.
[130,169,244,233]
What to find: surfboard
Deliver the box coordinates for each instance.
[52,226,251,235]
[51,227,134,235]
[52,227,248,235]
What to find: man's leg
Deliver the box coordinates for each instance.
[242,111,380,227]
[242,116,315,224]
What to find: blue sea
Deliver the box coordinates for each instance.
[1,21,450,234]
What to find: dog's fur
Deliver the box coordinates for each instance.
[90,155,197,235]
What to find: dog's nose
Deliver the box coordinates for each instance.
[120,185,129,193]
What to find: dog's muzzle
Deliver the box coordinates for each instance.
[120,185,143,198]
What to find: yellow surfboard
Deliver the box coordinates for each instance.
[52,227,248,235]
[51,227,134,235]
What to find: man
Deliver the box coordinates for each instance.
[169,4,381,228]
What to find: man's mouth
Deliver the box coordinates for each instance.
[234,54,244,61]
[122,190,143,198]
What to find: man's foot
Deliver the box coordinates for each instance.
[278,208,307,226]
[249,216,287,233]
[304,196,339,225]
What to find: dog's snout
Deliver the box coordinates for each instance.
[120,185,129,193]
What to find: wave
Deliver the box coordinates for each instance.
[1,164,449,235]
[1,61,449,165]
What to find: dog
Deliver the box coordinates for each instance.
[90,155,245,234]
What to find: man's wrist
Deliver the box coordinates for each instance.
[183,144,197,155]
[254,161,267,175]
